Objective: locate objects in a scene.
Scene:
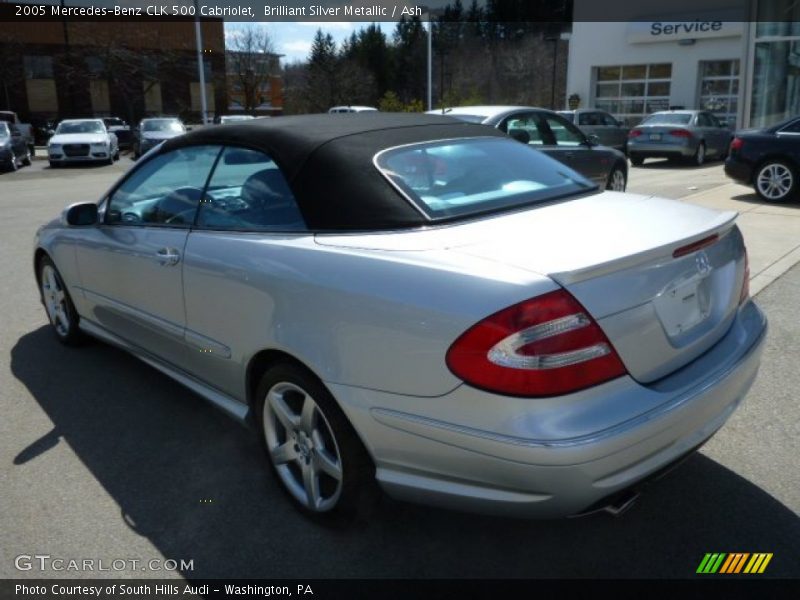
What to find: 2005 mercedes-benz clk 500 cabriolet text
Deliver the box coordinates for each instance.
[34,114,766,520]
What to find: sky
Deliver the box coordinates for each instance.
[225,22,377,64]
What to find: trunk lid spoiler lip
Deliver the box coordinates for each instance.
[547,210,738,286]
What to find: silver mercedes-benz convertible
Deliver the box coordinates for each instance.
[34,113,766,520]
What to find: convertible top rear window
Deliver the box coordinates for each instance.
[375,137,595,220]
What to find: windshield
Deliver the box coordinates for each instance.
[56,121,105,134]
[643,113,692,125]
[375,137,595,221]
[0,122,9,138]
[142,119,184,133]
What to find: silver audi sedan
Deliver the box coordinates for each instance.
[627,110,733,167]
[34,113,766,520]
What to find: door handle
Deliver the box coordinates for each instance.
[156,247,181,266]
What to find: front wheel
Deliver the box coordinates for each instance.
[22,148,32,166]
[606,165,627,192]
[630,155,644,166]
[755,161,796,203]
[257,362,375,520]
[38,256,84,345]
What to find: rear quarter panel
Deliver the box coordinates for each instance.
[180,232,557,400]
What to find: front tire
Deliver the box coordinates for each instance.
[606,164,627,192]
[22,148,32,166]
[630,154,644,166]
[38,256,84,345]
[257,362,374,520]
[754,160,796,203]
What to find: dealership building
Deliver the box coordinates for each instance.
[566,0,800,128]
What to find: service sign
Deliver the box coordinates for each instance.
[627,20,744,43]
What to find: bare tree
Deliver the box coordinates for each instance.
[226,26,277,113]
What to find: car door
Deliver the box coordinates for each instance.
[9,125,26,159]
[537,112,608,185]
[705,112,730,156]
[601,112,628,150]
[181,146,308,401]
[576,111,605,144]
[73,145,221,369]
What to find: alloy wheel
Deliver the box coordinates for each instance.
[608,168,626,191]
[263,381,344,512]
[41,265,71,337]
[756,163,794,201]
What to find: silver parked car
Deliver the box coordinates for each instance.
[47,119,120,167]
[558,109,630,152]
[627,110,733,167]
[429,106,629,192]
[34,114,766,520]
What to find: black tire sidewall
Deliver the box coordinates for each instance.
[255,362,375,520]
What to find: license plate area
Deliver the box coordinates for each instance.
[653,276,711,338]
[649,133,662,141]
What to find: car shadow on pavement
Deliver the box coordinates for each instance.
[730,193,800,209]
[10,326,800,579]
[632,159,726,171]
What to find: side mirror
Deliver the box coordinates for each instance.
[586,133,600,146]
[47,129,55,136]
[64,202,99,226]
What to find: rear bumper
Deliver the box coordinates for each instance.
[628,141,695,158]
[328,300,767,518]
[724,157,753,184]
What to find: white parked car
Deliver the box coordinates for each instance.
[328,106,378,114]
[48,119,119,167]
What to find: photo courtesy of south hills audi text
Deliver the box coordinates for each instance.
[14,583,315,597]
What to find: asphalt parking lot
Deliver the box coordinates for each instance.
[1,155,798,579]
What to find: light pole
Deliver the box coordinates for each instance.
[193,0,208,124]
[545,35,558,110]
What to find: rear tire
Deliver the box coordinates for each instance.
[630,155,644,167]
[256,362,376,521]
[691,142,706,166]
[37,256,85,346]
[754,160,796,203]
[22,148,32,166]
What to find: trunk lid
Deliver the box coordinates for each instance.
[317,192,746,384]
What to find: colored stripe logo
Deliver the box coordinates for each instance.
[696,553,773,574]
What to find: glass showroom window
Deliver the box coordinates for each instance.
[751,0,800,127]
[699,60,740,127]
[594,64,672,127]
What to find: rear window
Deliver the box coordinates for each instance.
[643,113,692,125]
[375,137,595,220]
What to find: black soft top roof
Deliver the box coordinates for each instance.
[161,113,508,231]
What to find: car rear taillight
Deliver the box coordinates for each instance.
[740,248,750,305]
[446,289,627,397]
[628,129,643,138]
[669,129,692,138]
[730,137,744,152]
